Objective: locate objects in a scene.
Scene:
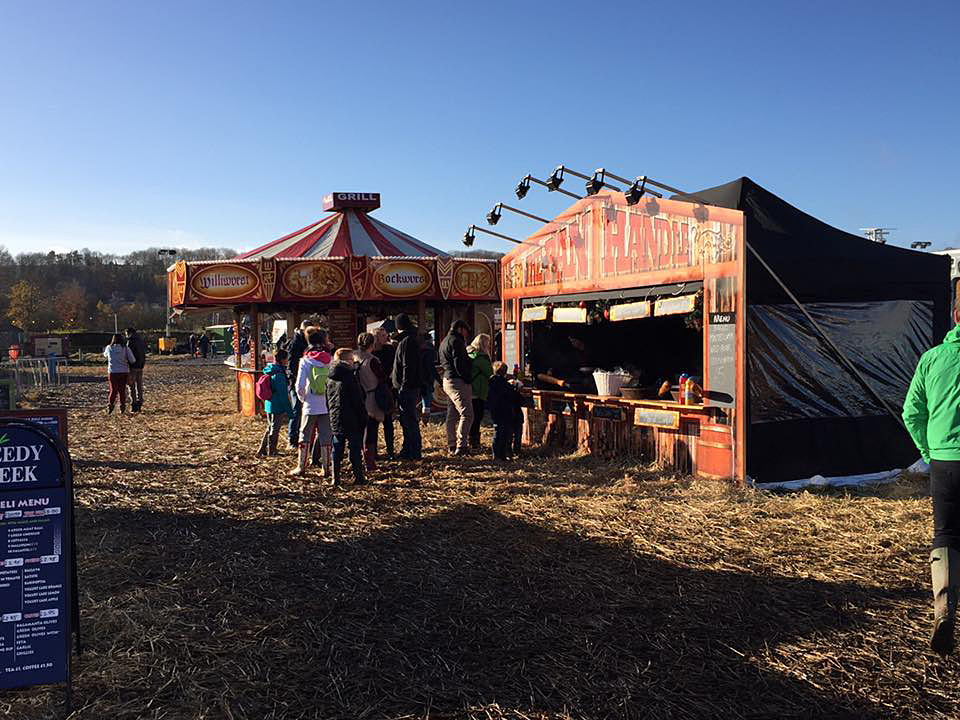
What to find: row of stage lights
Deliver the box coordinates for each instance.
[464,166,703,247]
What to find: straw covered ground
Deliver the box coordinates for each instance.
[5,360,959,719]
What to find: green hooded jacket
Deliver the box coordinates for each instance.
[468,349,493,401]
[903,324,960,463]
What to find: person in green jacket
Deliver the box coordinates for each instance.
[903,302,960,655]
[467,334,493,450]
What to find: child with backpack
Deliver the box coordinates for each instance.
[289,328,333,478]
[326,348,368,487]
[486,361,524,461]
[255,348,292,457]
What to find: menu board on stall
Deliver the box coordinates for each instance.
[0,419,74,695]
[327,309,358,349]
[707,312,736,410]
[503,323,518,369]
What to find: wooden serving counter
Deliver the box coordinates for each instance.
[520,388,734,480]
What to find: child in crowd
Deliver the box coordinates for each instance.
[486,361,523,461]
[257,348,292,457]
[103,333,136,414]
[326,348,368,487]
[289,328,333,478]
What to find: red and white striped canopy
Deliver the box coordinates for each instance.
[237,208,448,259]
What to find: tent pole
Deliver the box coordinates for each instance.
[745,240,907,431]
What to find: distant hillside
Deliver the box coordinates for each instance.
[453,249,504,260]
[0,246,237,333]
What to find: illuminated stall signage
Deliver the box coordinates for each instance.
[281,261,346,298]
[654,294,697,317]
[609,301,652,322]
[552,307,587,323]
[521,305,549,322]
[371,261,432,297]
[190,265,260,301]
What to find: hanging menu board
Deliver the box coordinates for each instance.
[327,309,358,349]
[707,312,736,410]
[503,323,518,369]
[0,419,73,694]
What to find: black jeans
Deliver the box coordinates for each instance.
[287,392,303,447]
[931,459,960,550]
[492,422,512,459]
[469,398,485,448]
[333,431,365,483]
[397,388,422,459]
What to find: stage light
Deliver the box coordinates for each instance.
[515,175,531,200]
[624,177,649,206]
[463,226,476,247]
[545,165,565,192]
[586,169,622,196]
[486,203,503,225]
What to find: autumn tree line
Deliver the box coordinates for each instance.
[0,247,237,334]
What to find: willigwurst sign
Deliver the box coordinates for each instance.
[0,418,75,704]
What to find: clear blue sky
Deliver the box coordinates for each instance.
[1,0,958,256]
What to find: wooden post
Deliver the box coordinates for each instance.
[233,309,242,412]
[251,304,261,372]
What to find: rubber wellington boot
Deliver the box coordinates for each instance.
[930,546,960,654]
[287,445,309,477]
[330,457,342,487]
[364,446,376,472]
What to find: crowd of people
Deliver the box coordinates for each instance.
[257,314,527,487]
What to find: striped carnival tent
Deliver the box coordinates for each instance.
[237,197,448,260]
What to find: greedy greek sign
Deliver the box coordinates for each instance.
[0,433,58,489]
[0,419,74,695]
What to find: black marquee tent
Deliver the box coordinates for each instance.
[680,177,950,482]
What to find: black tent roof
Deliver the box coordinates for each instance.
[677,176,948,304]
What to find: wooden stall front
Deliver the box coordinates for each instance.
[501,191,746,480]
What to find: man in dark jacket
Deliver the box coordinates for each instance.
[439,320,473,455]
[286,320,310,449]
[391,313,422,460]
[125,327,148,412]
[326,348,367,487]
[419,331,438,423]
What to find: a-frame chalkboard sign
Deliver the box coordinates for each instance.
[0,418,77,715]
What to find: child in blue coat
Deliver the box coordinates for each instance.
[258,349,293,456]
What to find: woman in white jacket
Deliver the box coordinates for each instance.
[103,333,136,414]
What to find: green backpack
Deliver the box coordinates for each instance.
[306,363,329,395]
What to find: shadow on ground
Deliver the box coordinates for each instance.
[14,503,924,720]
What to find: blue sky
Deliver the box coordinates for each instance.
[1,1,958,256]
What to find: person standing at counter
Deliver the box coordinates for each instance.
[373,325,397,460]
[289,328,332,478]
[440,320,473,455]
[391,313,423,461]
[286,320,310,450]
[903,301,960,655]
[467,334,493,449]
[257,348,292,457]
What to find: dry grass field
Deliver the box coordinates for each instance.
[4,359,958,719]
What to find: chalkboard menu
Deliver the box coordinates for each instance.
[0,419,73,695]
[327,309,358,349]
[707,312,736,410]
[503,323,518,369]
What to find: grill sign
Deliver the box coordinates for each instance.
[371,261,432,297]
[191,265,260,300]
